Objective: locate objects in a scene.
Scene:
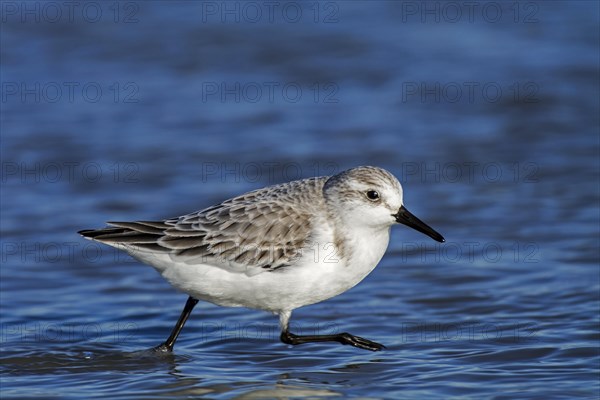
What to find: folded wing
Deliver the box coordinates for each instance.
[79,183,320,275]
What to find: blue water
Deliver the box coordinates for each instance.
[1,1,599,398]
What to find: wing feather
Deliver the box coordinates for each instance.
[78,177,327,275]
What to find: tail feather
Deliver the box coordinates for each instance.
[78,224,170,252]
[79,220,162,240]
[78,227,127,240]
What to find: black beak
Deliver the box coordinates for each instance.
[394,205,445,243]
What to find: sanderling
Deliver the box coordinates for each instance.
[79,166,445,352]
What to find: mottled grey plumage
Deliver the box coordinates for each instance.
[80,176,328,272]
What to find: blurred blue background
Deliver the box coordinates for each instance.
[1,1,599,398]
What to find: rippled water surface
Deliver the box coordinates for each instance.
[1,1,599,399]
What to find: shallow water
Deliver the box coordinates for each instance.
[1,1,599,398]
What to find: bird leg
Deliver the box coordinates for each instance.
[152,296,199,352]
[278,310,385,351]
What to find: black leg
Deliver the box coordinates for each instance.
[280,330,385,352]
[152,296,199,352]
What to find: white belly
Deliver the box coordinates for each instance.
[126,227,391,313]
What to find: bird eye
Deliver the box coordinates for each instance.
[365,190,380,201]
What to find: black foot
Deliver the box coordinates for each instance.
[335,332,386,351]
[280,331,386,352]
[151,343,173,353]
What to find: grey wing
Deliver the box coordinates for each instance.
[78,199,313,276]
